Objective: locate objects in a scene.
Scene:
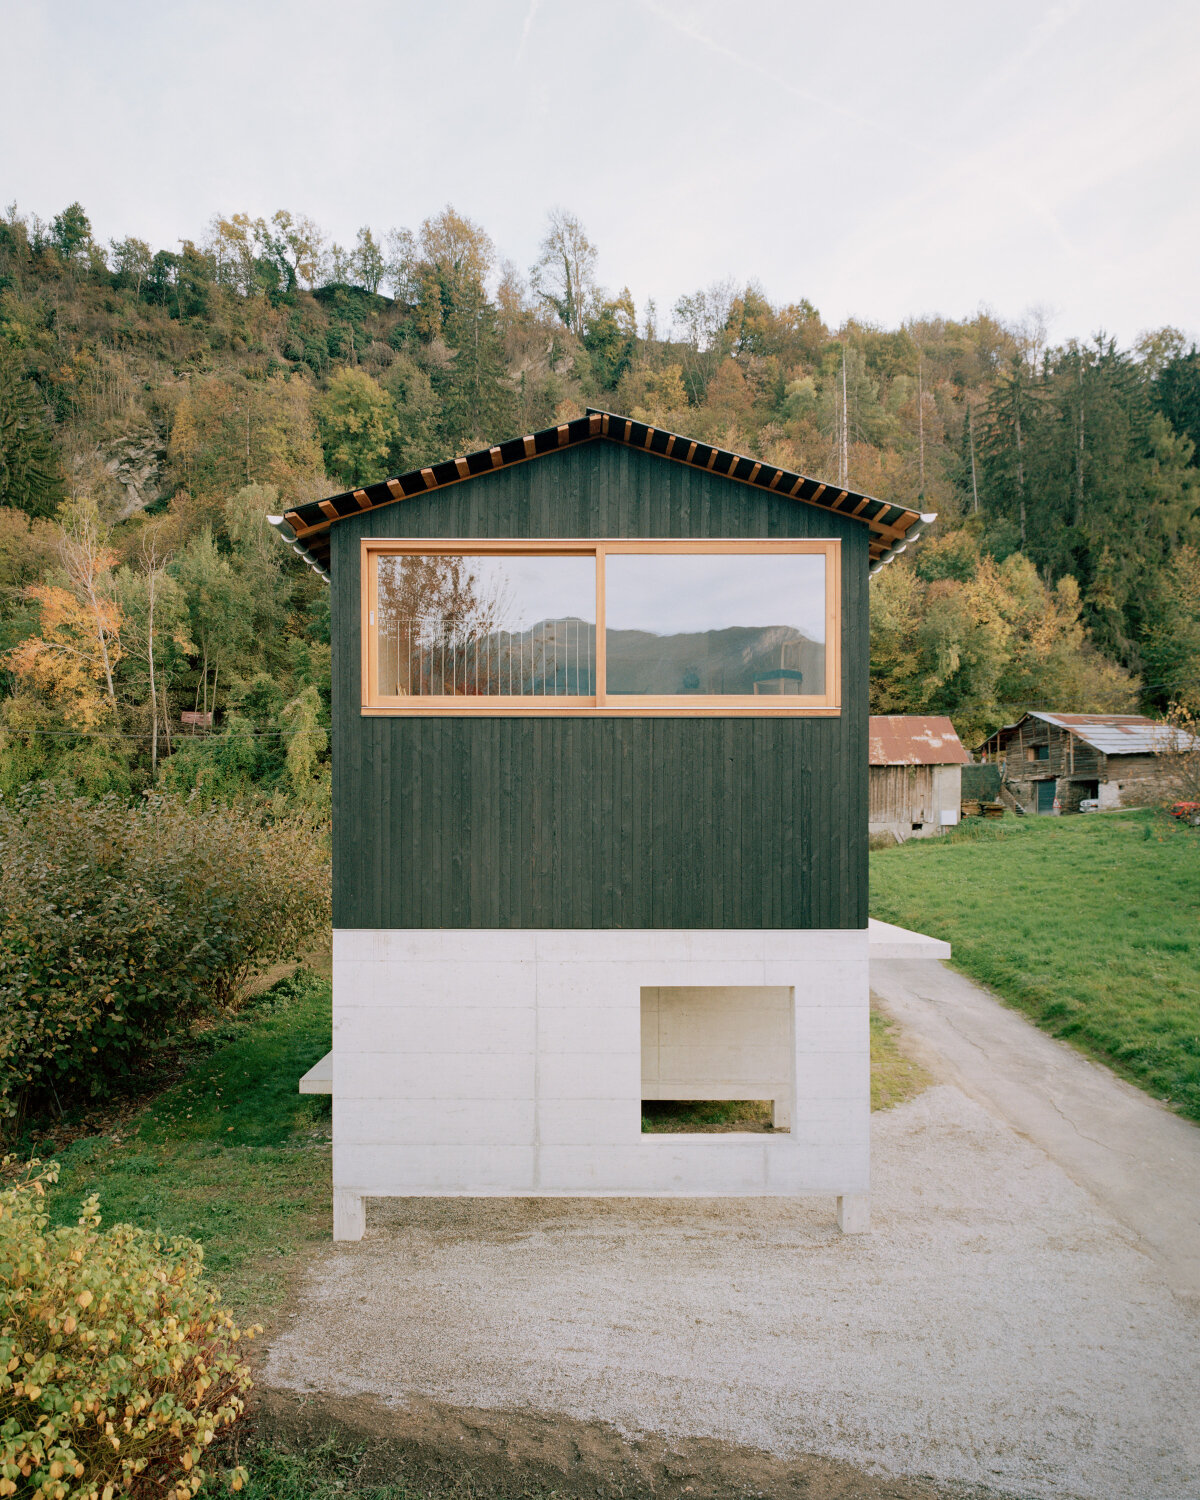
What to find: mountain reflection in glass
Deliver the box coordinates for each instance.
[376,554,596,697]
[605,553,826,696]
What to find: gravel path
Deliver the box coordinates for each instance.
[871,955,1200,1297]
[265,1086,1200,1499]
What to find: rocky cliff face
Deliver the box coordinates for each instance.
[101,429,168,519]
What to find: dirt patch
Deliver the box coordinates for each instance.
[250,1386,1006,1500]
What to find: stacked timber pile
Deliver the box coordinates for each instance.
[962,799,1006,819]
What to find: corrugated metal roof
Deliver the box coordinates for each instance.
[868,716,969,766]
[267,408,934,579]
[981,711,1196,756]
[1028,712,1185,756]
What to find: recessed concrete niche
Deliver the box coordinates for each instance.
[641,986,794,1130]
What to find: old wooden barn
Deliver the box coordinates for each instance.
[271,408,932,1240]
[868,715,967,841]
[978,711,1178,813]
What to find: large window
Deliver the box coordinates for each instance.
[362,539,839,715]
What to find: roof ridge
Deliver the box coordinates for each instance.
[269,408,933,579]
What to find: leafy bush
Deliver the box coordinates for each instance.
[0,1162,253,1500]
[0,787,331,1128]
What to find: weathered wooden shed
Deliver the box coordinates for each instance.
[868,716,967,841]
[271,409,932,1240]
[978,712,1176,813]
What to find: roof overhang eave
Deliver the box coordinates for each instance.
[268,515,331,582]
[869,512,937,577]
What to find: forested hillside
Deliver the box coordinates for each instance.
[1,199,1198,801]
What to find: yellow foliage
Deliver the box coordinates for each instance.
[3,585,122,729]
[0,1162,255,1500]
[870,530,1138,744]
[620,364,689,429]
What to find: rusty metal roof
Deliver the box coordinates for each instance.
[868,716,969,766]
[986,712,1193,757]
[268,408,933,580]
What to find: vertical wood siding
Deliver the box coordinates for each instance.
[331,440,868,929]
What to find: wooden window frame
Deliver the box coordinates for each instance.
[361,537,841,717]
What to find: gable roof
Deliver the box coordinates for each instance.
[869,716,969,766]
[981,711,1191,757]
[268,407,933,580]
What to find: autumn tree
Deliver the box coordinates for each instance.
[583,289,637,391]
[316,368,399,487]
[353,227,386,294]
[271,209,326,289]
[167,373,324,507]
[3,498,123,729]
[531,209,597,338]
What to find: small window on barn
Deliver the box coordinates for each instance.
[362,539,840,715]
[1034,744,1050,761]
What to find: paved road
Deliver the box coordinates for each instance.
[871,950,1200,1301]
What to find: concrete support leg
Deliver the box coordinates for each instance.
[772,1096,791,1131]
[837,1194,870,1234]
[333,1190,366,1242]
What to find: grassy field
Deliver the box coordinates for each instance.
[871,808,1200,1120]
[46,969,334,1314]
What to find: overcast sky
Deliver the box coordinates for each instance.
[606,554,825,640]
[4,0,1197,347]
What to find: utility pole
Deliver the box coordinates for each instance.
[1075,355,1085,528]
[917,351,925,497]
[968,403,979,514]
[839,344,849,487]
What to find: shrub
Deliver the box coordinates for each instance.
[0,1162,254,1500]
[0,787,331,1128]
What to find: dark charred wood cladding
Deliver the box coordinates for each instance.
[330,441,869,930]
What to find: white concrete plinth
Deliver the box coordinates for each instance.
[299,1051,332,1094]
[837,1192,871,1233]
[330,928,870,1239]
[868,918,951,961]
[333,1188,366,1241]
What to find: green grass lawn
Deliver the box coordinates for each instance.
[46,969,334,1316]
[870,808,1200,1120]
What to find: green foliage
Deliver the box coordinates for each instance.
[50,203,92,264]
[206,1441,397,1500]
[0,1161,253,1500]
[380,357,438,473]
[582,295,636,390]
[1154,345,1200,467]
[0,198,1197,762]
[315,369,398,488]
[871,810,1200,1119]
[0,349,62,519]
[1139,545,1200,713]
[0,789,331,1128]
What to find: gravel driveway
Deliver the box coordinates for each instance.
[264,1084,1200,1500]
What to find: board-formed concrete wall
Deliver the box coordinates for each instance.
[331,928,869,1239]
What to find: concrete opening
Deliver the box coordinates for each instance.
[640,986,793,1131]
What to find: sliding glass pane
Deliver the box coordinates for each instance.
[376,554,596,697]
[605,552,826,696]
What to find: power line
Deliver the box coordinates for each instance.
[1,727,325,741]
